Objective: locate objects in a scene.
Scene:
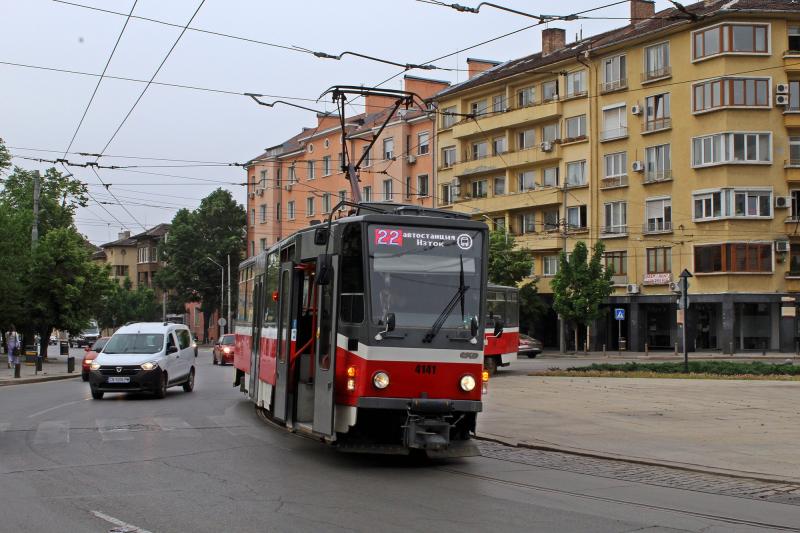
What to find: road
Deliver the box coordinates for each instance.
[0,349,798,532]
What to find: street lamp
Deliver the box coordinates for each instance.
[205,256,224,339]
[679,268,693,373]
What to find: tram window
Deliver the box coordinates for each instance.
[318,278,333,370]
[486,290,504,326]
[278,269,291,363]
[505,291,519,327]
[263,253,279,327]
[340,223,365,324]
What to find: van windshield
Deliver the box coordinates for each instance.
[103,334,165,354]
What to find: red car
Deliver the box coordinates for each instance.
[82,336,111,381]
[213,334,236,366]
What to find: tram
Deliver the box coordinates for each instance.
[233,202,489,457]
[483,284,520,375]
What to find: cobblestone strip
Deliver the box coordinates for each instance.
[478,441,800,506]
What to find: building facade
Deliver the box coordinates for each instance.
[434,0,800,352]
[95,224,170,291]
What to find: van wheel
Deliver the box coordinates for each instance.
[154,373,167,399]
[91,388,103,400]
[484,356,498,376]
[183,368,195,392]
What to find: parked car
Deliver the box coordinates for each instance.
[81,337,111,381]
[88,322,196,400]
[518,334,543,358]
[213,334,236,366]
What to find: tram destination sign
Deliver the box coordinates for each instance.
[373,227,474,251]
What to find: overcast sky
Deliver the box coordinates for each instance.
[1,0,672,246]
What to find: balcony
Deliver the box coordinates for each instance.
[611,275,628,286]
[451,144,561,177]
[784,52,800,73]
[786,160,800,181]
[642,221,673,235]
[785,272,800,292]
[784,111,800,129]
[641,66,672,84]
[599,79,628,94]
[643,170,673,185]
[642,117,672,134]
[515,232,563,251]
[451,99,562,139]
[452,187,564,212]
[600,127,628,142]
[600,175,628,189]
[600,226,628,238]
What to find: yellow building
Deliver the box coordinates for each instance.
[434,0,800,352]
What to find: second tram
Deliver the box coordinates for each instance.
[483,284,520,375]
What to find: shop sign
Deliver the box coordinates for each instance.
[643,273,671,285]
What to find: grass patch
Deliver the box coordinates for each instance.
[529,360,800,380]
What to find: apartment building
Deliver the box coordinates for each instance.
[434,0,800,352]
[95,224,170,291]
[244,75,449,257]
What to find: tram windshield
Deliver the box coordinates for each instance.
[368,225,483,330]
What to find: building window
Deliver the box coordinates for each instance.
[601,54,627,92]
[288,165,296,184]
[493,176,505,196]
[383,138,394,160]
[361,146,371,167]
[790,136,800,166]
[603,152,627,186]
[645,197,672,232]
[492,136,507,155]
[259,238,266,251]
[417,175,429,197]
[543,166,559,187]
[492,217,505,231]
[138,246,150,264]
[471,141,488,160]
[692,23,769,60]
[789,81,800,111]
[518,171,535,191]
[565,115,587,139]
[518,129,535,150]
[250,241,255,256]
[470,99,488,117]
[565,71,587,97]
[734,190,771,217]
[441,146,457,168]
[601,104,627,140]
[692,132,771,166]
[567,205,587,230]
[276,202,281,221]
[322,156,331,176]
[646,248,672,274]
[405,176,412,199]
[644,93,671,131]
[492,94,506,112]
[543,208,559,231]
[471,180,488,198]
[543,255,559,276]
[692,77,769,112]
[566,160,587,187]
[417,131,430,155]
[518,212,535,234]
[791,244,800,276]
[363,186,372,202]
[603,202,627,234]
[114,265,129,277]
[542,80,558,101]
[307,161,315,180]
[440,184,452,205]
[644,42,670,80]
[644,144,671,182]
[250,208,255,227]
[441,106,457,129]
[306,197,315,217]
[605,251,627,275]
[322,193,331,214]
[517,86,535,107]
[287,201,295,220]
[259,204,266,223]
[382,179,393,201]
[695,243,772,273]
[338,190,347,209]
[790,26,800,52]
[542,123,559,143]
[259,170,267,186]
[693,191,722,220]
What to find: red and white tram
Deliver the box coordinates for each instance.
[233,202,489,457]
[483,284,520,375]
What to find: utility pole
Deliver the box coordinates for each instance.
[679,269,693,373]
[31,170,41,250]
[559,167,568,354]
[206,257,224,339]
[227,254,231,334]
[162,291,166,322]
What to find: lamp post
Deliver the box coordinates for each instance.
[679,269,693,373]
[206,256,224,339]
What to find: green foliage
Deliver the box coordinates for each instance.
[0,138,10,174]
[571,361,800,376]
[551,241,613,328]
[96,277,161,330]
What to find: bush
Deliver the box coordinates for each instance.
[569,361,800,376]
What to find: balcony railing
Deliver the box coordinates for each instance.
[643,169,673,184]
[787,159,800,168]
[600,127,628,142]
[599,79,628,94]
[641,66,672,82]
[642,117,672,133]
[601,225,628,237]
[642,221,673,234]
[600,175,629,189]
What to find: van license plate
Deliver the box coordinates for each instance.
[107,377,130,384]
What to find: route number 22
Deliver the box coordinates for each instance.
[375,229,403,246]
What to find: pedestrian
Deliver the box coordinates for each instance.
[6,325,21,369]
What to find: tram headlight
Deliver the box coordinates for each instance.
[372,371,390,389]
[460,374,477,392]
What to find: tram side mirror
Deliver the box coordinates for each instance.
[470,316,479,338]
[316,254,332,286]
[314,227,329,245]
[494,319,504,337]
[385,313,396,332]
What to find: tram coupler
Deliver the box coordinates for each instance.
[404,415,451,451]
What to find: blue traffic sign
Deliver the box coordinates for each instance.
[614,308,625,321]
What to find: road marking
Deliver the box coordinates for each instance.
[28,398,89,419]
[91,510,153,533]
[33,420,69,445]
[153,417,199,437]
[96,419,135,441]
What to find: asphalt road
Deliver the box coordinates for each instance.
[0,349,798,532]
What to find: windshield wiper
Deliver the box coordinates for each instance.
[423,256,468,343]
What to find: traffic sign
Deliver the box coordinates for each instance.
[614,308,625,321]
[218,318,227,327]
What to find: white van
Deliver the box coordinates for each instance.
[88,322,196,400]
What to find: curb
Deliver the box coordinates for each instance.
[0,374,81,387]
[476,433,800,485]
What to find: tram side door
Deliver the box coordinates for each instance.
[274,262,300,422]
[313,255,339,437]
[248,274,264,401]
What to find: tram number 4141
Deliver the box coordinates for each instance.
[415,364,437,375]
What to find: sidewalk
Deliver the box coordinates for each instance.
[0,355,81,386]
[538,349,800,361]
[479,373,800,483]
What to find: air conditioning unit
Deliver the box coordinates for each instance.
[775,196,791,208]
[626,283,640,294]
[256,188,264,197]
[540,141,553,152]
[408,155,416,164]
[776,94,790,106]
[630,104,642,115]
[669,282,682,293]
[776,240,790,253]
[285,183,292,191]
[248,192,255,199]
[776,83,790,95]
[632,160,645,172]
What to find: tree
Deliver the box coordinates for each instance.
[96,277,161,330]
[550,241,613,351]
[486,230,545,333]
[156,188,246,341]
